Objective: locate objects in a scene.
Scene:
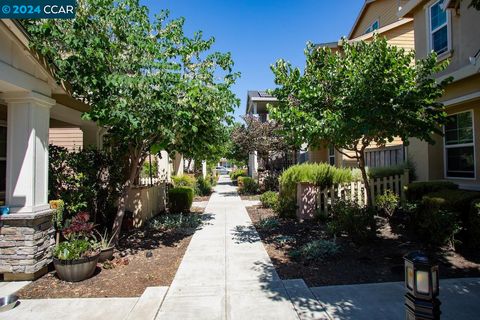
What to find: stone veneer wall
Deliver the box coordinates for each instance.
[0,211,54,280]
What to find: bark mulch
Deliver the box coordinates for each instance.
[246,205,480,287]
[18,208,204,298]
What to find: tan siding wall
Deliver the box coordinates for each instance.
[441,74,480,102]
[309,147,328,163]
[351,0,408,38]
[384,21,415,50]
[49,128,83,151]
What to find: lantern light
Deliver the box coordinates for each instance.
[404,251,441,320]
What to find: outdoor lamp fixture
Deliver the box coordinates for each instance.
[404,251,441,320]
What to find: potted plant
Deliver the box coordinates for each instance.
[96,230,115,262]
[53,212,100,282]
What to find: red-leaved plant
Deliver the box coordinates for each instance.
[62,212,95,240]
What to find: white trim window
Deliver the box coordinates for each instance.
[365,20,379,34]
[428,0,450,55]
[328,145,335,166]
[444,111,475,179]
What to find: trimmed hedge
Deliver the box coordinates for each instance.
[168,187,194,213]
[423,189,480,215]
[405,181,458,202]
[368,162,414,179]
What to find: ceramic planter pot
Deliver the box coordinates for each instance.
[98,247,114,262]
[53,253,100,282]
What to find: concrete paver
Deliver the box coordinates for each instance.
[1,297,138,320]
[156,176,299,320]
[311,278,480,320]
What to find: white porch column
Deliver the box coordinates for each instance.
[202,160,207,179]
[248,151,258,178]
[173,152,184,176]
[2,92,54,214]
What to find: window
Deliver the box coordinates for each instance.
[429,0,450,55]
[365,20,379,34]
[444,111,475,178]
[328,145,335,166]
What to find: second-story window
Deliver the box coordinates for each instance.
[429,0,450,55]
[365,20,379,34]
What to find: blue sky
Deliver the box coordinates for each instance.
[143,0,364,121]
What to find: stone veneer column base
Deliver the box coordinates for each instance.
[0,210,55,280]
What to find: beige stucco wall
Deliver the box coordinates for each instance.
[351,0,409,38]
[408,100,480,187]
[412,1,480,74]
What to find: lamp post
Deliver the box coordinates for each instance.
[404,251,441,320]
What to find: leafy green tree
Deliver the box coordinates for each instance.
[270,37,450,204]
[25,0,238,242]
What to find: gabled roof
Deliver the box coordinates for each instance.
[348,0,377,39]
[398,0,458,18]
[315,17,413,48]
[245,90,277,114]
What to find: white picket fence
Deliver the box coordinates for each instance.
[297,169,409,220]
[138,177,162,186]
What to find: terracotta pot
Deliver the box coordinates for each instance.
[53,253,99,282]
[98,247,114,262]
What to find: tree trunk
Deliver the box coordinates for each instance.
[358,153,372,207]
[111,154,140,245]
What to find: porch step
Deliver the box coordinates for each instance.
[282,279,331,320]
[125,286,169,320]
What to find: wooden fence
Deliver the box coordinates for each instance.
[296,169,409,220]
[138,177,162,186]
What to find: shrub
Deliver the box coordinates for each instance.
[327,200,376,242]
[168,187,194,213]
[415,196,461,248]
[368,161,416,180]
[275,197,297,219]
[467,200,480,249]
[260,191,279,209]
[172,175,196,188]
[405,181,458,202]
[376,190,399,218]
[278,163,356,211]
[196,176,212,196]
[289,239,340,261]
[256,217,280,230]
[48,145,123,229]
[147,213,202,230]
[230,169,247,181]
[238,177,259,195]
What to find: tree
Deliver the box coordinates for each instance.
[25,0,238,242]
[270,37,451,204]
[231,115,291,171]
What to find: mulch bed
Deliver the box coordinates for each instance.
[18,208,204,299]
[247,205,480,287]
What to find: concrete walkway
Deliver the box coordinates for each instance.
[156,175,303,320]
